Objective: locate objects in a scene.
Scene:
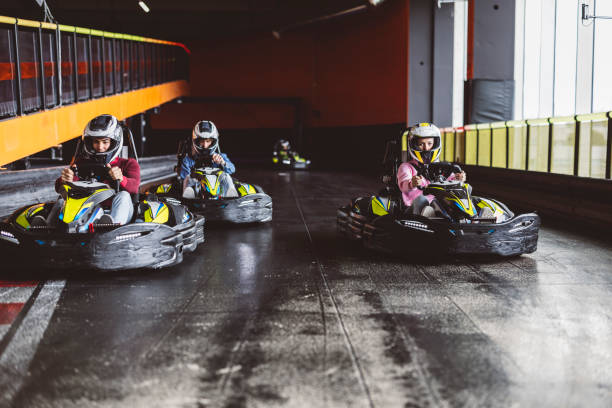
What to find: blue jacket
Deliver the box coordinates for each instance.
[179,153,235,179]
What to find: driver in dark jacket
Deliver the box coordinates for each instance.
[31,114,141,228]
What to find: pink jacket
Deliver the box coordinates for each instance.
[397,161,458,207]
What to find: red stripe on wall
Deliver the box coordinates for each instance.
[0,303,24,325]
[61,61,73,76]
[0,63,15,80]
[20,62,39,79]
[1,62,56,80]
[77,61,88,75]
[92,61,102,74]
[0,281,38,287]
[44,61,55,77]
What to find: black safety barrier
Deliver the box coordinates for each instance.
[41,29,57,108]
[0,17,189,120]
[91,36,102,98]
[75,34,89,101]
[18,28,41,113]
[0,155,175,218]
[59,31,75,105]
[0,26,16,117]
[464,164,612,231]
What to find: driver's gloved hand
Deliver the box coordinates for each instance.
[61,167,75,183]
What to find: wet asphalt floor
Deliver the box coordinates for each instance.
[1,169,612,407]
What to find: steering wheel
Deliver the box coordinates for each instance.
[71,162,121,192]
[416,162,463,190]
[423,162,462,180]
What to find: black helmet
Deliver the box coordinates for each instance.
[192,120,219,155]
[81,114,123,164]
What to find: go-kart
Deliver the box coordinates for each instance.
[0,149,204,272]
[272,151,311,170]
[150,167,272,224]
[337,142,540,257]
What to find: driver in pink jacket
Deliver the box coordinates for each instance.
[397,123,466,217]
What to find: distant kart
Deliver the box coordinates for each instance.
[0,162,204,271]
[337,140,540,257]
[150,167,273,224]
[272,152,311,170]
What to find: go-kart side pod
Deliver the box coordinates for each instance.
[337,206,447,253]
[0,212,205,271]
[183,190,272,223]
[337,205,540,257]
[153,182,273,224]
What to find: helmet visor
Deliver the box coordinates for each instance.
[409,136,440,152]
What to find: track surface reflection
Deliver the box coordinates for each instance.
[1,169,611,407]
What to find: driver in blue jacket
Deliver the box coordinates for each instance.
[178,120,237,198]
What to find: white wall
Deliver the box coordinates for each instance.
[538,0,556,118]
[452,1,467,127]
[515,0,612,119]
[522,0,543,119]
[553,0,578,116]
[514,0,525,120]
[576,0,594,115]
[592,1,612,113]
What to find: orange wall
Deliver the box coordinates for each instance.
[152,0,409,130]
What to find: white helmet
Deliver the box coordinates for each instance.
[275,139,291,151]
[405,122,442,164]
[192,120,219,155]
[81,114,123,164]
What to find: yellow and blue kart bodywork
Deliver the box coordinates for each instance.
[272,152,311,170]
[152,170,272,224]
[337,193,540,257]
[0,188,205,271]
[338,138,540,257]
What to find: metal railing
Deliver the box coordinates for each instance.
[0,15,189,119]
[440,112,612,180]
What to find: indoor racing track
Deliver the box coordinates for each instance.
[1,169,611,407]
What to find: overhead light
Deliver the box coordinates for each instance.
[138,1,150,13]
[368,0,384,5]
